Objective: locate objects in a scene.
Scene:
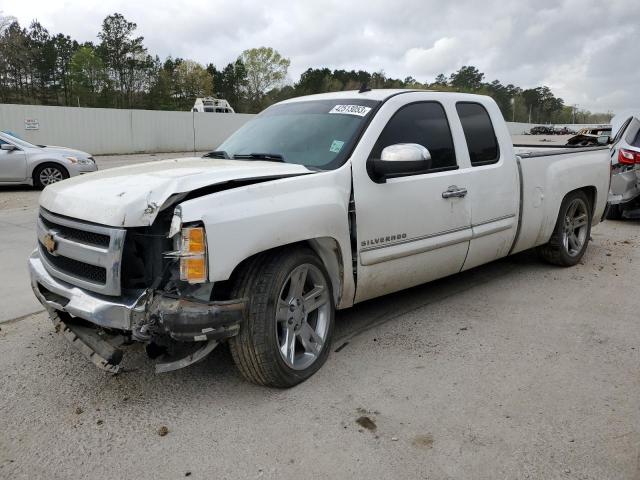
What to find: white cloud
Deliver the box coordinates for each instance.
[403,38,462,77]
[3,0,639,112]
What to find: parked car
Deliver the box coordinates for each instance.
[530,126,555,135]
[606,112,640,219]
[566,126,612,146]
[0,131,97,188]
[554,127,575,135]
[28,90,610,387]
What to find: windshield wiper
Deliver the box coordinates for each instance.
[232,153,285,162]
[203,150,230,159]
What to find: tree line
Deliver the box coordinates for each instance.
[0,12,611,124]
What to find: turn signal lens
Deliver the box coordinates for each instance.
[181,227,206,254]
[175,226,208,284]
[180,256,207,283]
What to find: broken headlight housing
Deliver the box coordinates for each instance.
[166,210,208,284]
[177,226,208,284]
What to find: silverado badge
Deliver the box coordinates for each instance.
[43,233,56,254]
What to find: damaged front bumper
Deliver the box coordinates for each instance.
[28,249,246,373]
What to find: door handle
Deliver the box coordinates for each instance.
[442,185,468,198]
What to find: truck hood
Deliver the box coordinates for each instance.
[39,157,313,227]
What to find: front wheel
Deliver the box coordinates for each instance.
[229,248,334,387]
[538,190,592,267]
[33,164,68,188]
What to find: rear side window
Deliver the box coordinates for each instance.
[370,102,457,171]
[456,102,499,166]
[624,119,640,148]
[612,117,633,146]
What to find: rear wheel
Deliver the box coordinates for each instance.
[538,190,592,267]
[33,164,68,188]
[229,248,334,387]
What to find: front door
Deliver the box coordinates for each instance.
[0,140,27,181]
[352,97,472,303]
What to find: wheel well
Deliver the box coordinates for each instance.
[571,186,596,214]
[33,162,69,180]
[211,238,344,306]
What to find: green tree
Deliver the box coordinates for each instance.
[216,59,248,111]
[449,66,484,91]
[239,47,290,111]
[432,73,448,86]
[173,59,213,109]
[70,44,106,106]
[97,13,146,107]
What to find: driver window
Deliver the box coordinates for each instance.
[370,102,457,171]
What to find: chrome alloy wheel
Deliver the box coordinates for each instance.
[276,263,331,370]
[39,167,64,186]
[562,197,589,257]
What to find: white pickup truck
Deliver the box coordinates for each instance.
[29,90,610,387]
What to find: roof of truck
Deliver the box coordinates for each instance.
[279,89,429,103]
[277,89,498,106]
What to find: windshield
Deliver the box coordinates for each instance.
[0,131,38,149]
[216,99,379,170]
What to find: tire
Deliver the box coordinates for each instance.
[606,204,623,220]
[228,247,335,388]
[538,190,592,267]
[33,163,69,189]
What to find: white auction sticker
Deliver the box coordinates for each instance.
[328,105,372,117]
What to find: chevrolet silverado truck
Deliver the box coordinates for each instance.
[29,90,610,387]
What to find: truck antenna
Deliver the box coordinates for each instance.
[359,83,371,93]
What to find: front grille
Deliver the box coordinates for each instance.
[39,215,110,247]
[38,209,126,296]
[40,245,107,283]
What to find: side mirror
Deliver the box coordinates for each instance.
[1,143,17,151]
[597,135,610,145]
[371,143,432,182]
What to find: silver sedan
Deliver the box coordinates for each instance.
[0,131,98,188]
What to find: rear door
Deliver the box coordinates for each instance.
[0,139,28,181]
[454,101,519,271]
[352,94,473,303]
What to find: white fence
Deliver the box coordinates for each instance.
[0,103,255,155]
[0,103,608,155]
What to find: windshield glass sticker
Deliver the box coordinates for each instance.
[328,105,372,117]
[330,140,345,153]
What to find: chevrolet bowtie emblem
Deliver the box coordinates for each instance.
[43,233,56,254]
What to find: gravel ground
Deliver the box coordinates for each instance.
[1,219,639,479]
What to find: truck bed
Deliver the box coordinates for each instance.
[510,144,610,255]
[513,144,610,157]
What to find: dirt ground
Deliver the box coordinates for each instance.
[1,217,639,479]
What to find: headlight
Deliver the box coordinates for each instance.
[77,157,94,165]
[168,226,208,284]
